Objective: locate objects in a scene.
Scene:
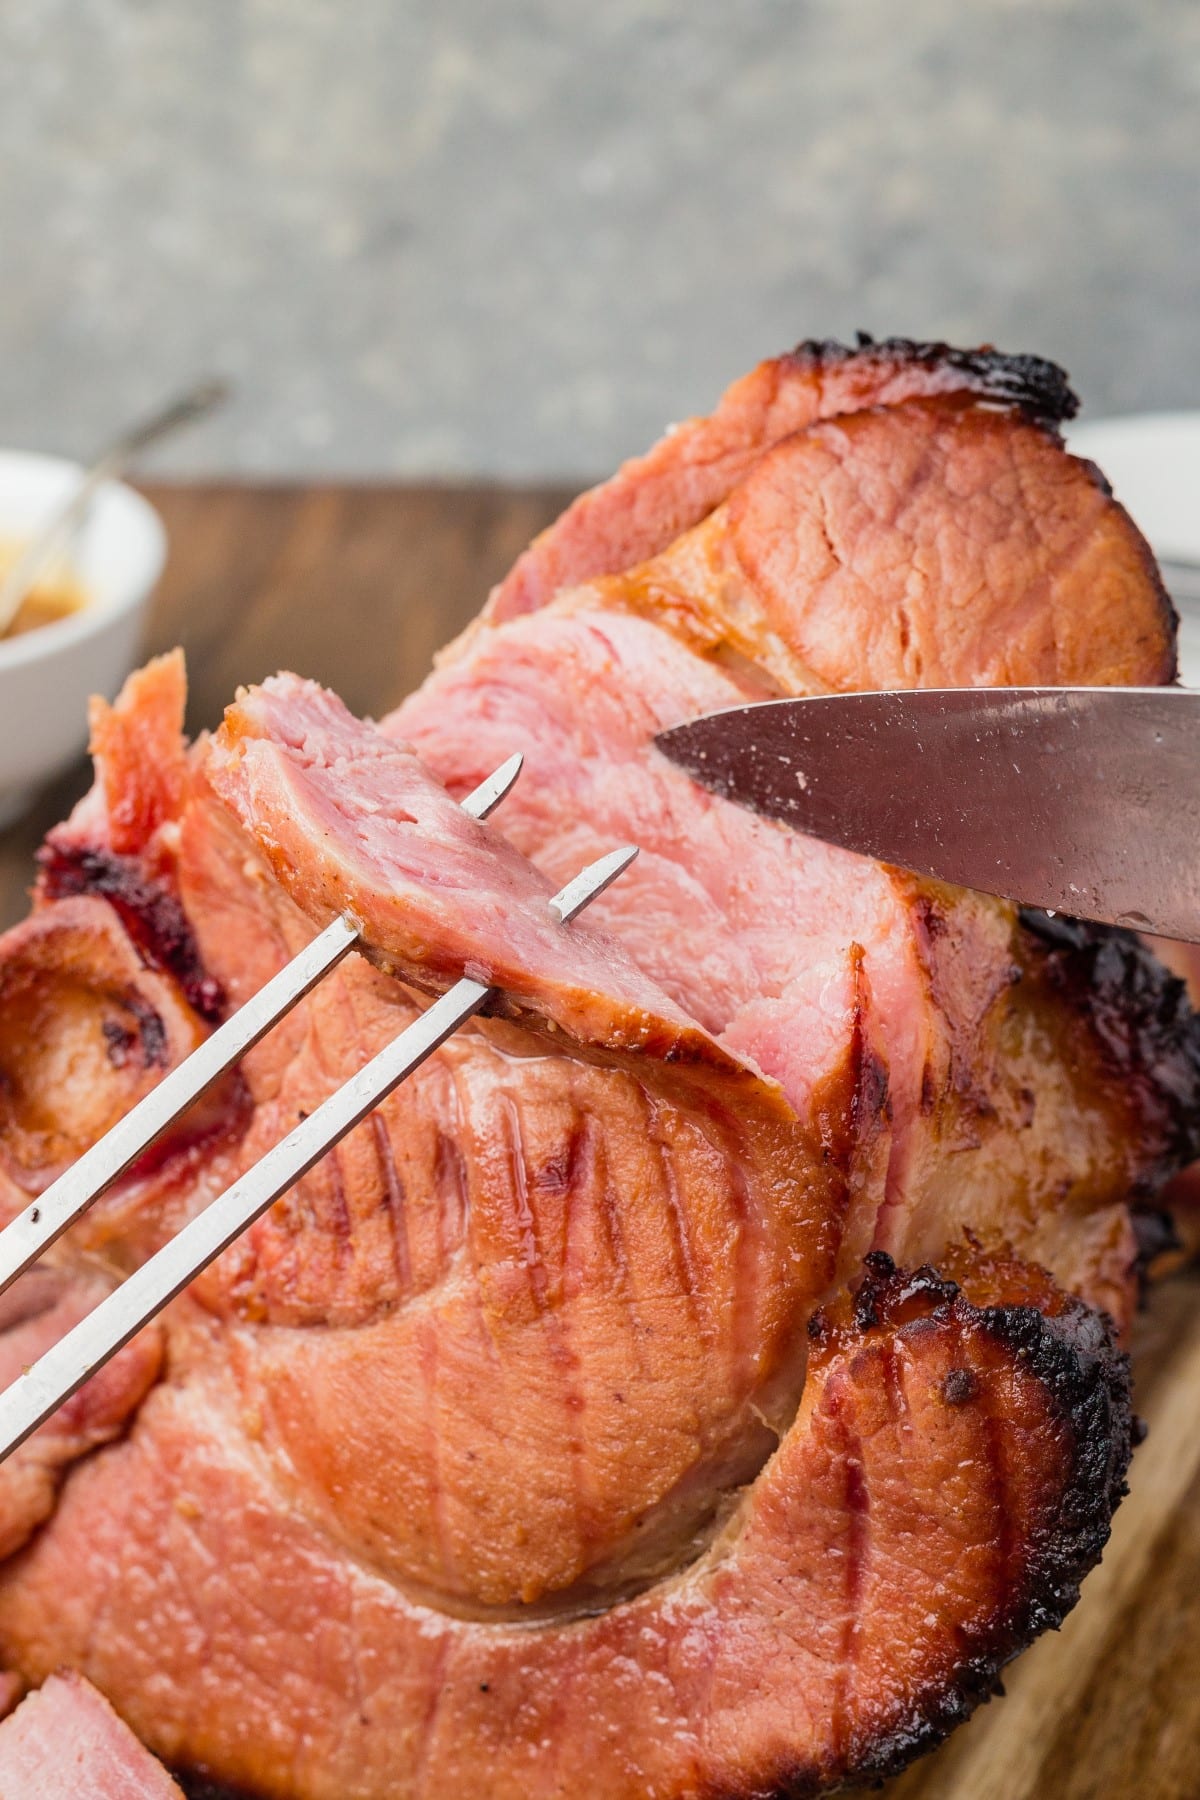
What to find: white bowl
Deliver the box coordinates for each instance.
[0,451,167,825]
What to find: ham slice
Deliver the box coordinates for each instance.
[394,611,1188,1327]
[0,1671,181,1798]
[203,674,882,1611]
[0,338,1189,1797]
[484,334,1082,623]
[208,674,725,1053]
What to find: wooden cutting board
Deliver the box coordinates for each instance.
[1,483,1197,1800]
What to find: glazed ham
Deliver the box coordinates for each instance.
[483,334,1081,624]
[0,1248,1131,1800]
[0,337,1191,1797]
[0,1670,182,1797]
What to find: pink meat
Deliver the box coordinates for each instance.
[0,1671,181,1797]
[206,675,720,1059]
[392,604,1154,1321]
[0,1269,162,1564]
[0,339,1188,1799]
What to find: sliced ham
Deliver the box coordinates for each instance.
[208,673,728,1054]
[0,337,1190,1798]
[0,1671,181,1798]
[484,334,1082,624]
[715,394,1173,688]
[204,674,881,1610]
[394,603,1189,1327]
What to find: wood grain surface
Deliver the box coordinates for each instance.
[2,484,1198,1800]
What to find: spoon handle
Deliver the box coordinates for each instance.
[0,378,227,635]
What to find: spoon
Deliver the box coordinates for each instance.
[0,378,228,637]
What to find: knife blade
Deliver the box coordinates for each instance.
[655,687,1200,942]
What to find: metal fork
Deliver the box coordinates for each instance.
[0,754,637,1463]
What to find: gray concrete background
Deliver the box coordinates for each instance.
[0,1,1197,480]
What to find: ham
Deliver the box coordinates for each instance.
[201,674,882,1612]
[0,1671,181,1797]
[207,675,726,1051]
[483,334,1082,624]
[394,631,1185,1329]
[0,1251,1132,1800]
[0,338,1190,1797]
[0,1269,161,1564]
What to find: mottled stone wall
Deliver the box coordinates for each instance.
[1,0,1197,476]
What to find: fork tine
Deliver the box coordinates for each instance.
[0,842,638,1462]
[549,844,638,924]
[461,751,524,822]
[0,752,525,1301]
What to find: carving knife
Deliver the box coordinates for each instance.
[655,687,1200,943]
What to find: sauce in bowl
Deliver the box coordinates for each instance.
[0,539,90,641]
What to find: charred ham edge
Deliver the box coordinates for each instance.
[1020,909,1200,1201]
[37,843,223,1023]
[0,1670,183,1797]
[790,1248,1133,1792]
[36,655,224,1022]
[482,335,1080,627]
[552,1246,1134,1800]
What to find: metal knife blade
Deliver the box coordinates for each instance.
[655,687,1200,942]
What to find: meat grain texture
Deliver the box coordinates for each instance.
[0,337,1194,1799]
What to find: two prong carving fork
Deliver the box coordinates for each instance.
[0,755,638,1463]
